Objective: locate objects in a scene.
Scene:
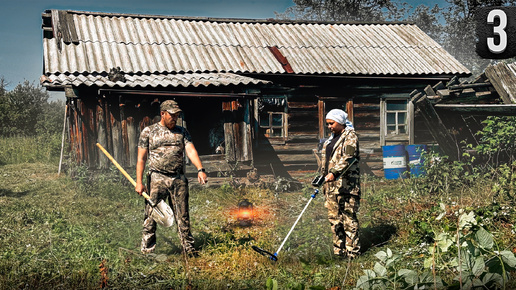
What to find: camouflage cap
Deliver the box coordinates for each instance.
[160,100,182,114]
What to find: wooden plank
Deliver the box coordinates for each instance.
[127,117,137,167]
[318,99,324,139]
[346,99,354,124]
[110,103,123,164]
[484,63,516,104]
[79,100,89,165]
[412,94,460,161]
[288,102,318,109]
[96,98,108,169]
[448,82,493,90]
[120,96,130,167]
[436,89,450,99]
[434,104,516,115]
[432,81,445,91]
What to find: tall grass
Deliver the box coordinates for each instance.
[0,134,61,165]
[1,155,515,288]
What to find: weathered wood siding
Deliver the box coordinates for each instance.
[66,91,255,176]
[353,97,383,176]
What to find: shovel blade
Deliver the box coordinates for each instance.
[150,200,175,227]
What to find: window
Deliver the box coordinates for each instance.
[381,98,413,145]
[260,112,285,137]
[258,97,287,139]
[386,100,407,135]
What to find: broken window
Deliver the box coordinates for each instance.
[258,97,287,139]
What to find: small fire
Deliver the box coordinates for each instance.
[237,199,254,226]
[239,210,252,219]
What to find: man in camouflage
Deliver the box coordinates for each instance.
[135,100,208,256]
[320,109,361,259]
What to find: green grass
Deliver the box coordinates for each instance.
[1,160,515,289]
[0,135,61,165]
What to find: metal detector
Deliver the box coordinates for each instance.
[252,158,356,261]
[252,187,320,261]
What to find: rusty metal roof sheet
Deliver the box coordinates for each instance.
[40,72,270,88]
[41,10,470,87]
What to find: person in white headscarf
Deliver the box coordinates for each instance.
[320,108,361,259]
[325,109,354,129]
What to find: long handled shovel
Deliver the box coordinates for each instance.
[96,143,175,227]
[253,158,357,261]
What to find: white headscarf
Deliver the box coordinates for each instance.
[326,109,353,128]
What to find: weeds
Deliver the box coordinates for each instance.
[0,135,61,165]
[1,146,516,288]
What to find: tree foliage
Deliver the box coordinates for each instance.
[276,0,408,22]
[0,79,64,137]
[439,0,516,75]
[474,116,516,164]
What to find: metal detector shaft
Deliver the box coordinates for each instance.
[274,189,319,257]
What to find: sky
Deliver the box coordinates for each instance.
[0,0,447,99]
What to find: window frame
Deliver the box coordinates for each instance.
[380,98,414,146]
[256,97,288,143]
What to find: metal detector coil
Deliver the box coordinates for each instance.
[252,246,278,261]
[252,157,358,262]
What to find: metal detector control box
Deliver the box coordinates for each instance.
[311,175,325,187]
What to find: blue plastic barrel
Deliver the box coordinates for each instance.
[382,145,407,179]
[406,145,428,177]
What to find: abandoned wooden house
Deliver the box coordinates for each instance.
[409,61,516,162]
[40,9,471,179]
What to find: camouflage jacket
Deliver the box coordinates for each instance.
[138,123,192,175]
[321,127,361,196]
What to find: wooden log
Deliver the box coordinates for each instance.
[434,104,516,115]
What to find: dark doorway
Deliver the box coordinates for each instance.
[177,98,225,155]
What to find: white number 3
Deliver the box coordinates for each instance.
[487,9,507,54]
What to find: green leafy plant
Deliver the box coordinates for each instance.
[354,248,442,289]
[475,116,516,166]
[424,210,516,289]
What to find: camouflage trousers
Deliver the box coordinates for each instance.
[141,172,195,254]
[324,191,360,258]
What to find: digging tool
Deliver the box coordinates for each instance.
[252,157,357,261]
[96,143,174,227]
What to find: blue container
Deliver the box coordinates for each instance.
[382,145,407,179]
[406,145,428,177]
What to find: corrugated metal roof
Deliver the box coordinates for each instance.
[40,72,270,88]
[41,10,470,88]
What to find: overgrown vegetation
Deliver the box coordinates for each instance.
[1,118,516,289]
[0,78,64,165]
[1,81,515,288]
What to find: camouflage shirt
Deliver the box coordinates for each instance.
[138,123,193,174]
[321,127,361,196]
